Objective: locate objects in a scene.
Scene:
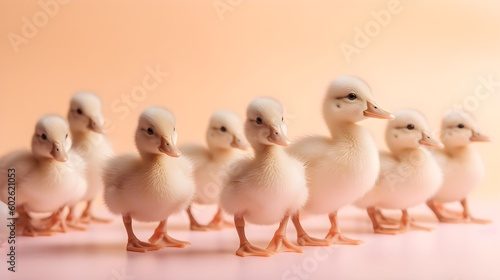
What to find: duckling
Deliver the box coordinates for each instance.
[67,92,114,224]
[0,115,87,236]
[427,110,491,224]
[220,97,307,257]
[181,110,248,231]
[287,76,393,246]
[354,109,443,234]
[103,106,195,253]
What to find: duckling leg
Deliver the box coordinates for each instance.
[367,207,401,235]
[122,215,160,253]
[325,211,363,244]
[291,213,331,246]
[43,207,69,233]
[266,215,303,253]
[460,199,491,224]
[375,209,400,226]
[80,200,112,224]
[208,207,234,230]
[18,206,54,237]
[400,209,433,232]
[186,206,211,231]
[149,219,191,248]
[66,206,87,231]
[234,214,274,257]
[426,200,464,223]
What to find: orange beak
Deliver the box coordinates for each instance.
[159,137,181,157]
[419,132,444,149]
[470,130,490,142]
[363,100,394,120]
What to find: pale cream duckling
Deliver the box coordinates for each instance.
[427,110,491,224]
[287,76,393,246]
[0,115,86,236]
[181,110,248,231]
[355,109,443,234]
[67,92,114,224]
[103,106,195,253]
[220,97,307,257]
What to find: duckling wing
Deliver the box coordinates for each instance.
[0,151,35,203]
[376,151,403,191]
[102,153,140,191]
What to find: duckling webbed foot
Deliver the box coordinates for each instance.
[326,212,363,244]
[208,208,234,230]
[400,210,433,232]
[291,214,332,246]
[127,238,161,253]
[266,215,303,253]
[367,207,402,235]
[234,214,274,257]
[149,220,191,248]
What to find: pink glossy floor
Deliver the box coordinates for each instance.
[1,197,499,280]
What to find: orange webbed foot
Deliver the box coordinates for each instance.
[325,232,363,244]
[127,238,162,253]
[236,242,275,257]
[266,234,303,253]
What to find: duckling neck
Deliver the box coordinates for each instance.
[139,153,172,165]
[326,122,362,141]
[253,144,284,161]
[208,147,236,162]
[443,145,472,158]
[390,147,424,161]
[71,130,102,147]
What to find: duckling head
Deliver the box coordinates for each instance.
[440,110,490,148]
[385,109,443,154]
[322,76,393,127]
[67,92,104,134]
[135,106,181,157]
[245,97,290,149]
[206,110,248,151]
[31,115,70,162]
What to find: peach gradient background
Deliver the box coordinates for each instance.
[1,0,499,197]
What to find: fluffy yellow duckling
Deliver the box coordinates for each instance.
[67,92,114,224]
[220,97,308,257]
[181,110,248,231]
[103,106,195,253]
[355,109,443,234]
[287,76,393,245]
[0,115,86,236]
[427,110,491,223]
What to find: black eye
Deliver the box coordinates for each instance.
[256,117,263,125]
[76,108,83,115]
[41,134,47,140]
[457,124,465,129]
[347,93,357,100]
[147,128,154,135]
[174,127,176,131]
[220,126,227,132]
[66,134,68,139]
[407,124,415,130]
[282,117,284,121]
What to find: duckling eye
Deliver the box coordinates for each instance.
[406,124,415,130]
[256,117,263,125]
[347,93,357,100]
[41,134,47,140]
[147,128,154,135]
[282,117,284,121]
[220,126,227,132]
[174,127,176,131]
[66,134,68,139]
[76,108,83,115]
[457,124,465,129]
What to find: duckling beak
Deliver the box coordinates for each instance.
[51,142,68,162]
[268,126,291,146]
[88,117,104,134]
[363,100,394,120]
[419,132,444,149]
[231,135,249,150]
[470,130,490,142]
[159,136,181,157]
